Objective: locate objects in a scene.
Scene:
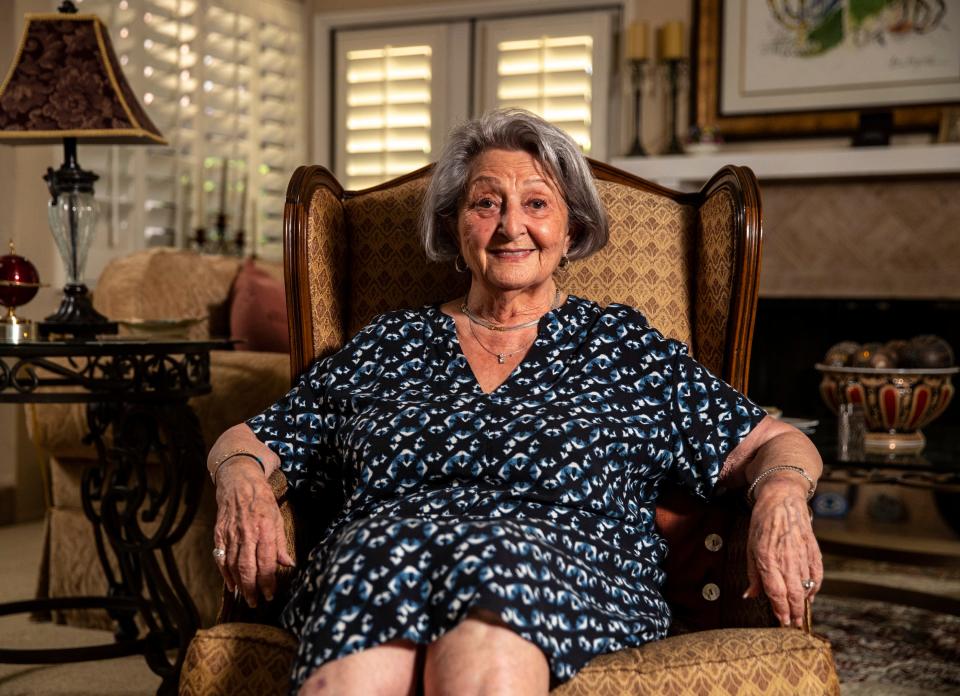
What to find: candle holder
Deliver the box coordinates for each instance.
[627,59,649,157]
[663,58,688,155]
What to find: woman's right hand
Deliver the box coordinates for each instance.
[213,458,295,607]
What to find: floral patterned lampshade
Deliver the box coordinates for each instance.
[0,5,166,145]
[0,1,166,339]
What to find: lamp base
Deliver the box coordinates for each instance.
[0,315,34,343]
[38,283,117,339]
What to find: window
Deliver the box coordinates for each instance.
[330,10,614,190]
[334,24,469,190]
[476,12,613,159]
[78,0,306,272]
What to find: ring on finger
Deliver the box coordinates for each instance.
[802,578,815,591]
[213,547,226,563]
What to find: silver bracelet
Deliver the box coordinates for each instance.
[746,465,816,505]
[210,450,265,484]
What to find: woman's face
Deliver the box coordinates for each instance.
[457,148,570,295]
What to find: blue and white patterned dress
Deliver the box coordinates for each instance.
[247,295,765,691]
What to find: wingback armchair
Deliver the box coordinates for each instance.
[180,161,839,695]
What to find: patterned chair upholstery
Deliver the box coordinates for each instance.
[180,161,840,695]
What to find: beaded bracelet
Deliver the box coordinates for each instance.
[745,465,816,506]
[209,450,265,484]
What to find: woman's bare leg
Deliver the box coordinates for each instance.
[298,639,421,696]
[423,609,549,696]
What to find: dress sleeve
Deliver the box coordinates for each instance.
[245,358,341,497]
[666,342,767,499]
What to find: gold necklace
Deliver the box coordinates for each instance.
[460,287,561,332]
[468,320,537,364]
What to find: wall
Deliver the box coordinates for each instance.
[309,0,693,160]
[761,178,960,298]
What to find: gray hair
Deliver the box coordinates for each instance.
[420,108,609,262]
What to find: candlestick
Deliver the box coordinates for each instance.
[218,156,228,216]
[237,178,247,228]
[195,164,205,229]
[626,59,648,156]
[235,166,248,257]
[181,177,192,249]
[250,197,258,258]
[215,156,228,252]
[664,59,686,155]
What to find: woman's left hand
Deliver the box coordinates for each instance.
[743,478,823,628]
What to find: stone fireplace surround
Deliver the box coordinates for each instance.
[748,177,960,428]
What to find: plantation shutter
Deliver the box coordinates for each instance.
[77,0,305,275]
[477,12,613,160]
[335,25,455,190]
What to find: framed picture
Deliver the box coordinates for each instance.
[692,0,960,138]
[939,106,960,141]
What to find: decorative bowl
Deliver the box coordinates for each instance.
[815,364,958,453]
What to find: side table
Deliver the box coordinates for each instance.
[0,337,231,695]
[810,423,960,615]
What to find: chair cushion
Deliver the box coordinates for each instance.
[180,623,297,696]
[554,628,840,695]
[180,624,838,696]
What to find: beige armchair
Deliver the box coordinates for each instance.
[180,162,840,695]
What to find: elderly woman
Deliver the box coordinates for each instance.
[208,109,823,695]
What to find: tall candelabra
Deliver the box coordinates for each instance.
[657,20,687,156]
[627,59,649,156]
[663,58,687,155]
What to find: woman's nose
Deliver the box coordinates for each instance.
[498,205,527,239]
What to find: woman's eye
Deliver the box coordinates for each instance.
[475,198,497,209]
[528,198,547,210]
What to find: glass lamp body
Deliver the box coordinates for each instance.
[48,191,96,287]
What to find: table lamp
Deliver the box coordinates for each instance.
[0,0,166,339]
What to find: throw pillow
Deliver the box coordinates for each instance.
[229,258,289,353]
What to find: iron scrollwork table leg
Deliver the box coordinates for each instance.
[82,398,207,695]
[0,341,220,694]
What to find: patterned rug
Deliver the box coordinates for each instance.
[814,595,960,694]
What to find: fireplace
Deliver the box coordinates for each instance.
[747,297,960,434]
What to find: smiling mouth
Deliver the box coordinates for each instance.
[488,249,534,258]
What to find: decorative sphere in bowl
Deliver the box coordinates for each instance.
[815,364,957,453]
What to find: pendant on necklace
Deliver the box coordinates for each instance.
[497,353,506,364]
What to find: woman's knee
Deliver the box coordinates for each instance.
[424,611,549,696]
[297,640,420,696]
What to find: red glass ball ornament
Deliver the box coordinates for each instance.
[0,247,40,309]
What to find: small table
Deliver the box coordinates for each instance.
[0,337,230,695]
[810,422,960,614]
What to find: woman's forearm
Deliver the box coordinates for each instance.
[721,417,823,503]
[744,427,823,505]
[207,422,281,483]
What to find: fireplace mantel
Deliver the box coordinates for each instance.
[611,143,960,189]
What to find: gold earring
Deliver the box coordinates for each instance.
[454,254,468,273]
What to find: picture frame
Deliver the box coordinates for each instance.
[691,0,957,139]
[939,107,960,142]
